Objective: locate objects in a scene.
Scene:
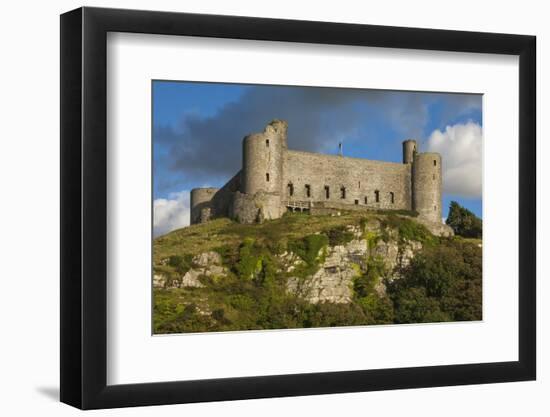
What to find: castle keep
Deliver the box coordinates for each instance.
[190,120,448,232]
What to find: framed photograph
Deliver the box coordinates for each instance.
[60,6,536,409]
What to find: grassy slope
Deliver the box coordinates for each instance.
[155,211,373,263]
[155,207,437,254]
[153,211,442,334]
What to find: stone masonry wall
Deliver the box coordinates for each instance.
[282,150,412,211]
[232,191,282,223]
[412,152,442,223]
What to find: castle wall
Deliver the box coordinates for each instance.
[242,120,286,196]
[190,188,219,224]
[210,171,241,218]
[283,150,412,210]
[412,152,442,223]
[233,120,287,224]
[232,191,283,223]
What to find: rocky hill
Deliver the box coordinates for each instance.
[153,211,482,334]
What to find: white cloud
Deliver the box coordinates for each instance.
[153,190,190,237]
[426,122,482,197]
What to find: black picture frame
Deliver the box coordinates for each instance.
[60,6,536,410]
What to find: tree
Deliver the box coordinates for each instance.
[446,201,482,238]
[387,239,482,324]
[392,287,450,324]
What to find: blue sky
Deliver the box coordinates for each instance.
[152,81,482,235]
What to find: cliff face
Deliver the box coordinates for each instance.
[154,215,426,305]
[285,224,422,304]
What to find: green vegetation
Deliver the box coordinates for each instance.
[352,256,395,324]
[235,238,264,280]
[387,239,482,323]
[325,226,355,246]
[153,207,482,334]
[154,210,418,264]
[446,201,482,238]
[380,215,437,245]
[374,209,419,217]
[354,256,386,298]
[167,254,193,275]
[287,233,329,277]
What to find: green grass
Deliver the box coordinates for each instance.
[153,211,436,279]
[155,212,368,263]
[287,233,329,277]
[380,214,438,245]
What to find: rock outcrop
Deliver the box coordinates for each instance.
[285,224,423,304]
[286,239,367,304]
[154,251,227,289]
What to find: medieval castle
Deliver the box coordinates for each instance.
[190,120,450,234]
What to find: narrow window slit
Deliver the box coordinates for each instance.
[340,186,346,199]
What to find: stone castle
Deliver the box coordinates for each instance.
[190,119,451,234]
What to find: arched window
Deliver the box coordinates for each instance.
[364,197,368,204]
[266,173,270,182]
[374,190,380,203]
[390,192,394,204]
[287,183,294,197]
[266,139,270,147]
[305,184,311,197]
[433,159,437,166]
[340,186,346,199]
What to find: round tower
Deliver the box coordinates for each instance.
[242,120,286,196]
[412,153,442,223]
[403,139,417,164]
[190,187,219,224]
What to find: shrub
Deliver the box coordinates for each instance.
[357,294,394,324]
[354,256,386,298]
[167,254,193,274]
[288,234,329,267]
[302,302,367,328]
[235,238,263,280]
[213,245,233,265]
[228,294,255,311]
[392,287,451,324]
